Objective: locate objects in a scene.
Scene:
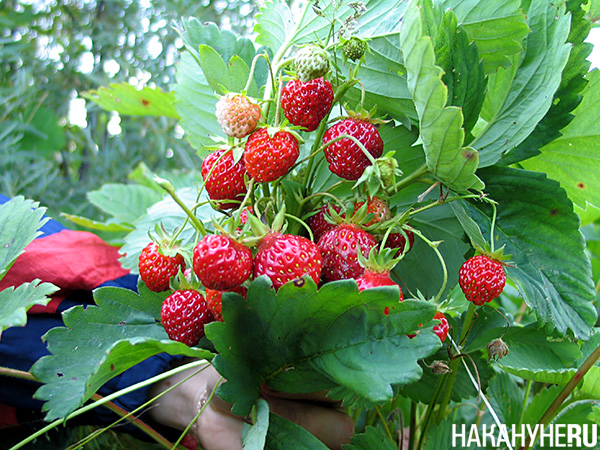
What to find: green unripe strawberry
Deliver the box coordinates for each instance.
[343,37,367,61]
[294,45,330,82]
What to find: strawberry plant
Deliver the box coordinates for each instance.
[4,0,600,449]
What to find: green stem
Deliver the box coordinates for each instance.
[408,401,417,450]
[416,374,447,450]
[517,379,533,428]
[374,405,394,442]
[156,176,207,235]
[435,302,477,423]
[394,164,428,191]
[518,342,600,450]
[8,359,210,450]
[490,202,498,253]
[407,226,448,303]
[0,366,36,381]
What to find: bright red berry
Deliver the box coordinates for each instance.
[433,311,449,342]
[308,204,343,242]
[356,269,404,300]
[354,196,391,227]
[244,128,300,182]
[201,148,248,210]
[138,242,185,292]
[384,229,415,255]
[253,232,323,290]
[281,77,334,132]
[318,224,378,282]
[161,289,214,346]
[322,118,384,181]
[205,285,248,322]
[459,254,506,306]
[193,234,253,291]
[215,93,261,139]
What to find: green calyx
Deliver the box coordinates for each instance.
[149,223,189,259]
[473,243,512,265]
[357,246,402,273]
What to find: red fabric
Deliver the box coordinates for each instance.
[0,230,130,313]
[0,403,18,427]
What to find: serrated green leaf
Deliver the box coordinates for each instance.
[173,52,223,155]
[31,285,213,421]
[265,413,328,450]
[434,9,486,137]
[83,83,179,118]
[469,167,597,339]
[0,280,58,332]
[471,1,572,167]
[505,1,593,165]
[0,196,48,281]
[488,371,524,426]
[521,69,600,210]
[87,183,163,226]
[439,0,530,74]
[119,187,215,272]
[198,45,256,95]
[342,426,398,450]
[207,277,440,416]
[400,0,484,193]
[254,1,295,52]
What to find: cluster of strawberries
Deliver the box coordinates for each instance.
[138,43,506,348]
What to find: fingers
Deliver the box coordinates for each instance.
[260,384,343,406]
[263,393,354,450]
[196,401,245,450]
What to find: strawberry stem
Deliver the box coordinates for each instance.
[407,225,448,304]
[284,213,314,241]
[155,176,207,236]
[490,201,498,253]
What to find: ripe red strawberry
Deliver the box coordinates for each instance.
[322,118,384,180]
[253,232,322,290]
[308,204,343,242]
[459,254,506,306]
[215,93,261,139]
[356,269,404,300]
[354,196,390,227]
[244,128,300,182]
[384,229,415,255]
[193,234,252,291]
[138,242,185,292]
[161,289,214,346]
[281,77,334,132]
[318,224,378,282]
[433,311,449,342]
[202,148,248,210]
[206,285,248,322]
[409,310,449,342]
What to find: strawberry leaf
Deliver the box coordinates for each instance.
[471,1,572,167]
[342,426,398,450]
[265,413,329,450]
[400,0,484,193]
[31,284,213,421]
[468,166,597,339]
[0,196,48,281]
[0,280,57,333]
[206,277,440,416]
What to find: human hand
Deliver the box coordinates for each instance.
[149,361,354,450]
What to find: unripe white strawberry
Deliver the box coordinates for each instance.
[294,45,330,82]
[215,93,261,139]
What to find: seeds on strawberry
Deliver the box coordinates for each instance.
[253,232,322,290]
[215,93,261,139]
[138,242,185,292]
[354,196,391,227]
[206,285,248,322]
[322,118,384,181]
[308,204,343,242]
[384,229,415,255]
[459,254,506,306]
[244,128,299,182]
[294,45,330,82]
[433,311,449,342]
[318,224,378,282]
[201,148,248,210]
[281,77,334,132]
[193,234,253,291]
[161,289,214,346]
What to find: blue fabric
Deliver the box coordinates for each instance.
[0,194,182,438]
